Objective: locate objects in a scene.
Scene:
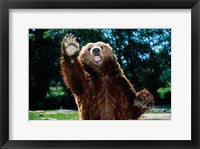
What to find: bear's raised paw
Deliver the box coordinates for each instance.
[62,34,79,56]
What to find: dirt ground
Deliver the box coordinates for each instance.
[139,113,171,120]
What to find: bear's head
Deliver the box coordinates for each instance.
[78,42,117,70]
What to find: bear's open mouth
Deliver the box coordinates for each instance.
[94,55,102,62]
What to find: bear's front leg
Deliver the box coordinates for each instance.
[134,89,154,111]
[61,34,87,97]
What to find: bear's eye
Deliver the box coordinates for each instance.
[88,48,91,51]
[100,46,103,49]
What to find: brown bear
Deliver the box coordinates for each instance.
[60,34,154,120]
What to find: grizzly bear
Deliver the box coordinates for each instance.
[61,34,154,120]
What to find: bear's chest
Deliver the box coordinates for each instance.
[89,76,120,100]
[87,77,124,119]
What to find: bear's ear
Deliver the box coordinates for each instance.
[79,45,89,56]
[106,43,110,46]
[106,43,113,51]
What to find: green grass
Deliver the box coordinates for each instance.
[29,110,79,120]
[29,109,171,120]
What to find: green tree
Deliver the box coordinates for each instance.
[103,29,171,100]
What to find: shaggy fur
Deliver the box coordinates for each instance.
[61,34,154,120]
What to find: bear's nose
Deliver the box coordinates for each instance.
[92,48,100,53]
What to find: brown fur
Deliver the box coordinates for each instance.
[61,34,154,120]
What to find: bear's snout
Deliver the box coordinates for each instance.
[92,48,100,54]
[90,46,102,63]
[91,47,101,55]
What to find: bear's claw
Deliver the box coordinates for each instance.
[62,34,79,56]
[134,89,154,111]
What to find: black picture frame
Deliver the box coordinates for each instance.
[0,0,199,148]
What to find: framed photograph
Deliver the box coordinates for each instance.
[0,0,199,148]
